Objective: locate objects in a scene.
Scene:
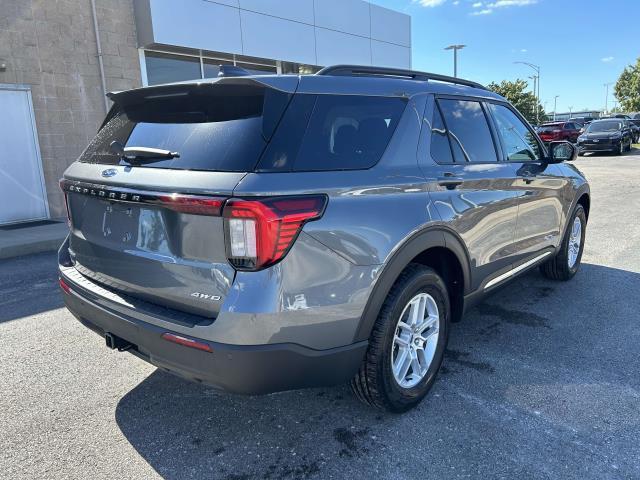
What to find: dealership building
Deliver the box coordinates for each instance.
[0,0,411,225]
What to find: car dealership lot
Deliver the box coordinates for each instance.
[1,150,640,480]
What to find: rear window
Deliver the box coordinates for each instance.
[257,94,407,171]
[587,121,622,133]
[79,84,291,172]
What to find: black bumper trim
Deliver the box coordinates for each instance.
[61,275,367,395]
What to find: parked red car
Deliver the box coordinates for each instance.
[537,122,581,143]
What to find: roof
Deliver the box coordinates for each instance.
[108,65,505,102]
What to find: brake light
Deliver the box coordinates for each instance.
[156,194,224,216]
[223,196,327,270]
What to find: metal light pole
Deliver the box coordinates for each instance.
[603,82,613,114]
[515,61,541,124]
[445,44,466,78]
[568,106,573,118]
[553,95,559,121]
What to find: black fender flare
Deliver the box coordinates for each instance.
[560,184,590,243]
[353,226,472,343]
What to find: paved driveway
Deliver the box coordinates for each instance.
[1,151,639,479]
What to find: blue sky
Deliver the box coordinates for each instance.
[370,0,638,113]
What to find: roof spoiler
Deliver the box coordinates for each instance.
[106,76,299,108]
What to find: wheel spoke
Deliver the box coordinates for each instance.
[410,349,424,378]
[398,349,412,381]
[408,297,426,327]
[394,334,410,347]
[422,326,439,342]
[393,347,411,379]
[397,320,412,333]
[417,314,438,334]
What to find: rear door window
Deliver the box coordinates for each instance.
[258,94,407,171]
[430,103,454,164]
[436,99,498,163]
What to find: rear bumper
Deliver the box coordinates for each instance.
[60,271,367,395]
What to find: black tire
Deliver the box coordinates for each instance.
[350,264,450,412]
[540,204,586,281]
[614,142,623,155]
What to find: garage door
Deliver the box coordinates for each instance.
[0,86,49,225]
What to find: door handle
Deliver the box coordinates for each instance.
[437,174,464,190]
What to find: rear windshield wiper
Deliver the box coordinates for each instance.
[110,141,180,164]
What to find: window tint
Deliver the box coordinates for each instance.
[564,123,575,130]
[430,104,454,164]
[437,99,497,163]
[488,103,542,161]
[80,85,291,172]
[258,95,407,171]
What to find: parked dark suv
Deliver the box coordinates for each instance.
[58,65,590,412]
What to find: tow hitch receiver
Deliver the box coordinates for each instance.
[105,332,134,352]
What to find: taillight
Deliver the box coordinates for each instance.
[155,194,224,216]
[223,195,327,270]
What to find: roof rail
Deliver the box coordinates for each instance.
[316,65,487,91]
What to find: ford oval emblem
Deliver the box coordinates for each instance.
[102,168,118,178]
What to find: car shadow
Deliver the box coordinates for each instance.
[0,252,64,323]
[114,263,640,479]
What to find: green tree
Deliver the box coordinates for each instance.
[487,79,546,124]
[614,58,640,112]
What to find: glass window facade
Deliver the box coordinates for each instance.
[144,51,201,86]
[144,49,279,85]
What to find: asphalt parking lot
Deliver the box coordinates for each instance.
[2,149,640,480]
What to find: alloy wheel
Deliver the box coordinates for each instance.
[391,293,440,389]
[567,216,582,268]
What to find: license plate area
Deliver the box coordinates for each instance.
[101,202,142,246]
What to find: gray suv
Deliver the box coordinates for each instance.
[58,65,590,412]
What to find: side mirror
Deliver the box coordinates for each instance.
[548,141,577,163]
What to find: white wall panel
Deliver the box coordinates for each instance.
[371,40,411,68]
[239,0,314,24]
[151,0,242,54]
[136,0,412,69]
[314,0,370,38]
[241,11,317,65]
[370,4,411,47]
[315,28,370,66]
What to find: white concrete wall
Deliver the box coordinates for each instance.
[134,0,411,68]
